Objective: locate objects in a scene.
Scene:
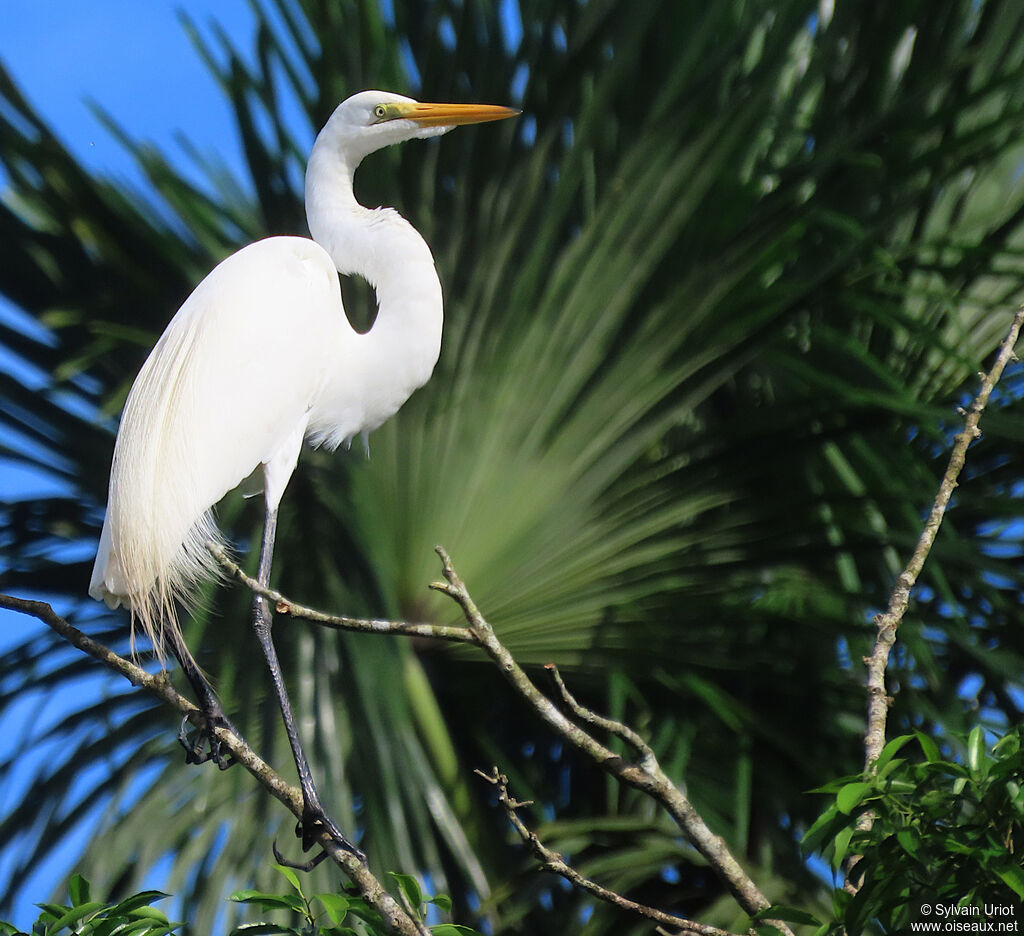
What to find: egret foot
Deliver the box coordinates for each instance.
[272,796,366,869]
[272,840,328,872]
[177,705,237,770]
[299,796,366,862]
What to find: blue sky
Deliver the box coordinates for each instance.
[1,3,262,926]
[3,0,256,183]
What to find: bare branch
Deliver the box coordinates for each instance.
[0,593,426,936]
[208,542,473,643]
[475,767,741,936]
[431,547,788,934]
[862,305,1024,771]
[847,304,1024,893]
[209,543,787,929]
[545,663,657,770]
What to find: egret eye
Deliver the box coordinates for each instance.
[373,104,388,120]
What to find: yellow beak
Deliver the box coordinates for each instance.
[391,101,521,127]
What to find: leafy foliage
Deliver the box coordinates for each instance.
[0,874,179,936]
[227,865,474,936]
[0,869,475,936]
[803,728,1024,935]
[3,0,1024,932]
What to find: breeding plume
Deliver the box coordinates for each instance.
[89,90,518,862]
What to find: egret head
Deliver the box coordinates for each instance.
[319,90,519,164]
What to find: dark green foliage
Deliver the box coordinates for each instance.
[3,0,1024,933]
[802,728,1024,935]
[0,875,179,936]
[227,864,475,935]
[0,869,474,936]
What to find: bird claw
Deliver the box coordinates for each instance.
[270,800,367,868]
[304,808,367,864]
[177,714,236,771]
[272,839,329,872]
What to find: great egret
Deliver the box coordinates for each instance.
[89,90,518,862]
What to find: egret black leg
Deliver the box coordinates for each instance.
[172,635,237,770]
[251,506,365,864]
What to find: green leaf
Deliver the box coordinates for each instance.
[802,804,844,854]
[993,863,1024,900]
[752,905,824,926]
[110,921,177,936]
[429,926,483,936]
[387,873,423,913]
[896,828,919,858]
[875,734,915,773]
[967,726,988,778]
[126,907,170,924]
[752,925,790,936]
[228,891,306,914]
[336,902,385,931]
[313,894,350,926]
[914,731,941,763]
[993,733,1021,758]
[941,836,976,856]
[109,894,171,916]
[46,901,108,932]
[67,876,90,908]
[877,757,906,780]
[271,865,304,896]
[836,782,872,815]
[832,825,854,869]
[808,774,864,794]
[426,895,453,914]
[227,925,304,936]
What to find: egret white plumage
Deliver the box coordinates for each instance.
[89,90,518,863]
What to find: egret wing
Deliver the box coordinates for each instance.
[90,236,346,645]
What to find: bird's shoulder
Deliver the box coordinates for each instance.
[174,236,341,326]
[216,235,338,282]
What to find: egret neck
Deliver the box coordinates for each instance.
[304,135,443,447]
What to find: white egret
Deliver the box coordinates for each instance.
[88,90,518,862]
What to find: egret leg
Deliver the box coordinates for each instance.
[251,506,366,864]
[172,636,237,771]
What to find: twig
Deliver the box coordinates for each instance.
[862,305,1024,772]
[207,543,788,931]
[208,542,472,643]
[475,766,741,936]
[0,593,426,936]
[545,663,657,771]
[430,548,789,934]
[848,304,1024,892]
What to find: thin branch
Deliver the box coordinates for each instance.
[429,547,789,935]
[862,304,1024,772]
[0,593,426,936]
[208,544,787,930]
[475,766,741,936]
[847,304,1024,893]
[208,542,472,643]
[545,663,657,770]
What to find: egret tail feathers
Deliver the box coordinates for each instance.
[90,509,227,663]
